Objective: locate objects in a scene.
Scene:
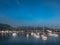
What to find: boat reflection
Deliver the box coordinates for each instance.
[0,31,59,43]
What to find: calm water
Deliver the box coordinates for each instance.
[0,33,60,45]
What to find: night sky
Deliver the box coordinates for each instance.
[0,0,60,28]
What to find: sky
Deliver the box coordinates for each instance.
[0,0,60,28]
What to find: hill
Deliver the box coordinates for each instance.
[0,23,13,30]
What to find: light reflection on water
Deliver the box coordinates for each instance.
[0,33,60,45]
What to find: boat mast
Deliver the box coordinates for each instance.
[43,25,44,33]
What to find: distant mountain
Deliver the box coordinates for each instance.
[0,23,58,31]
[0,23,13,30]
[16,26,53,30]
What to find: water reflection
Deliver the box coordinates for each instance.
[0,32,60,45]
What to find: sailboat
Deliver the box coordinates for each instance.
[31,26,40,39]
[48,26,58,37]
[41,25,47,40]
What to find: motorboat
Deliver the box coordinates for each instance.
[48,33,58,37]
[41,33,47,40]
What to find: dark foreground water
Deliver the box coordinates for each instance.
[0,33,60,45]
